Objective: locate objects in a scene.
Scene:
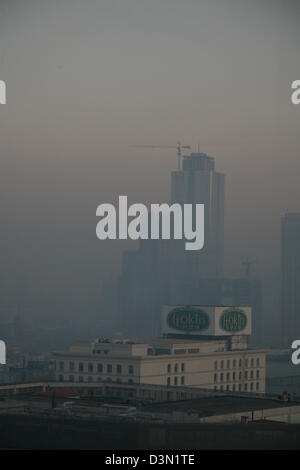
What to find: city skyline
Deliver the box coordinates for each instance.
[1,0,300,451]
[0,0,300,347]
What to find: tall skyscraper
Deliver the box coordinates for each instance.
[281,212,300,346]
[171,153,225,279]
[118,152,226,338]
[117,152,263,344]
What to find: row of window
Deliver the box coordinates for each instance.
[167,363,185,373]
[215,382,260,392]
[214,358,260,370]
[214,370,260,383]
[57,375,135,384]
[57,361,134,375]
[167,376,185,386]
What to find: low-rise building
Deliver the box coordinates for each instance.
[54,305,266,394]
[54,337,266,393]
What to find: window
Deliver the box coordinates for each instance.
[250,382,254,391]
[232,384,236,392]
[256,358,260,367]
[256,382,259,391]
[244,383,248,392]
[116,378,122,384]
[58,374,63,382]
[188,348,199,354]
[117,364,122,374]
[97,363,103,372]
[238,384,242,392]
[107,377,112,382]
[239,372,242,380]
[128,365,134,375]
[69,361,74,371]
[88,376,93,382]
[107,364,112,373]
[220,373,224,382]
[167,364,171,373]
[181,363,185,372]
[244,371,248,379]
[79,362,84,372]
[128,378,133,384]
[233,360,236,369]
[214,373,217,383]
[220,360,224,369]
[226,385,230,391]
[226,372,230,381]
[79,376,83,382]
[251,358,254,367]
[88,363,93,372]
[227,360,230,369]
[69,375,74,382]
[174,363,178,373]
[214,386,217,391]
[97,377,102,382]
[250,370,254,379]
[220,385,223,391]
[181,376,185,385]
[59,361,64,371]
[174,377,178,386]
[167,377,171,386]
[256,370,260,378]
[239,359,242,368]
[233,372,236,380]
[244,359,248,368]
[174,349,186,355]
[214,360,218,370]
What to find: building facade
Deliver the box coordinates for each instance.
[54,337,266,394]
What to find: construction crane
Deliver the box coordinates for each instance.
[131,142,191,170]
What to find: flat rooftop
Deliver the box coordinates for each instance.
[141,395,300,417]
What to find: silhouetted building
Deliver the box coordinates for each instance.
[171,153,225,279]
[281,212,300,346]
[118,152,227,338]
[118,153,262,345]
[118,240,166,338]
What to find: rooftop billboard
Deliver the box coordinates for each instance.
[162,305,251,336]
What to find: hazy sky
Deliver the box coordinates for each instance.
[0,0,299,338]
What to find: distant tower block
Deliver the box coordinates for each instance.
[171,152,225,279]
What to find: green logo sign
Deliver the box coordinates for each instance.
[167,307,210,333]
[219,308,247,332]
